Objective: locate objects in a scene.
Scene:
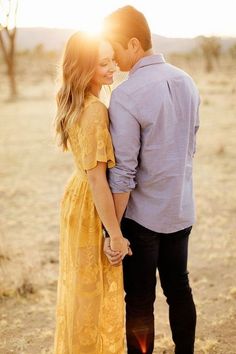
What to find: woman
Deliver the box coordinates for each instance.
[53,31,130,354]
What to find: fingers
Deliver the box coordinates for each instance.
[127,246,133,256]
[104,241,123,265]
[108,252,123,262]
[110,259,123,266]
[103,236,133,266]
[123,237,132,256]
[106,252,123,266]
[105,248,121,257]
[103,238,120,255]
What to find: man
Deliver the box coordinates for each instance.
[102,6,200,354]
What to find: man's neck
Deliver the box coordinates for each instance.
[133,48,154,65]
[143,49,154,57]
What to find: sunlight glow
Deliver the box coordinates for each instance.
[16,0,236,38]
[79,22,102,36]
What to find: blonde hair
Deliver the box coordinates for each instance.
[54,31,100,150]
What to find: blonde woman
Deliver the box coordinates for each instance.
[53,32,131,354]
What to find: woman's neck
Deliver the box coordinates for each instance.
[90,84,101,98]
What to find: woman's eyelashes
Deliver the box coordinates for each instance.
[99,58,117,67]
[100,62,109,67]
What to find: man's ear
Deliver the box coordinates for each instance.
[128,37,140,52]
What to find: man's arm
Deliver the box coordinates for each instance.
[103,90,140,265]
[108,90,140,212]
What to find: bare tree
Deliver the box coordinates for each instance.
[0,0,18,98]
[199,36,221,72]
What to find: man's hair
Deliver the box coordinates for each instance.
[103,6,152,51]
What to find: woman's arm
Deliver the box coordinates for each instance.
[87,161,129,255]
[112,192,130,224]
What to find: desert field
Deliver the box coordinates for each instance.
[0,53,236,354]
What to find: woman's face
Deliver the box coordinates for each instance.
[91,41,117,87]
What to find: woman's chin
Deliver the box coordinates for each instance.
[104,79,114,85]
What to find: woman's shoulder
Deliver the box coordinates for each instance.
[81,94,109,125]
[84,94,108,112]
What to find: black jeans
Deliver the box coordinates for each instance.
[121,218,196,354]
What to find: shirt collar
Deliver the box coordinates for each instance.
[129,54,166,76]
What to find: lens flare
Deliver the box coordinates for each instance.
[133,328,148,353]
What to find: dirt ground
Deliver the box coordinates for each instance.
[0,60,236,353]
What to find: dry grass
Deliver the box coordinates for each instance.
[0,54,236,353]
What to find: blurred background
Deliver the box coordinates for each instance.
[0,1,236,353]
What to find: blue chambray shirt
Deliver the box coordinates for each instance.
[108,54,200,233]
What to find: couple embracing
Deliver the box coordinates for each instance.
[53,5,200,354]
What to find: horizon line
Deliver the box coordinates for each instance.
[16,26,236,40]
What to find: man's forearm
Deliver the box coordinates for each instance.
[113,192,130,224]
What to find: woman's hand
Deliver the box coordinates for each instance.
[110,237,132,259]
[104,237,132,266]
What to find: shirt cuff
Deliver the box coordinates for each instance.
[109,174,136,193]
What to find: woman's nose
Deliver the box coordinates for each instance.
[108,61,117,72]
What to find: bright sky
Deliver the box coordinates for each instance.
[14,0,236,38]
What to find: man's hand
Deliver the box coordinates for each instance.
[103,237,132,266]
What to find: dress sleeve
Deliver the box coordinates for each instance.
[80,101,115,171]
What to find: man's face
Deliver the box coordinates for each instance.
[112,41,134,72]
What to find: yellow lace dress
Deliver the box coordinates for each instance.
[53,95,124,354]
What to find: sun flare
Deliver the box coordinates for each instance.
[79,22,102,36]
[17,0,105,35]
[16,0,236,39]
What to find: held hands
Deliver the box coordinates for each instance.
[103,237,132,266]
[111,236,131,254]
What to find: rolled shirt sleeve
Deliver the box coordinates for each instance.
[108,89,141,193]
